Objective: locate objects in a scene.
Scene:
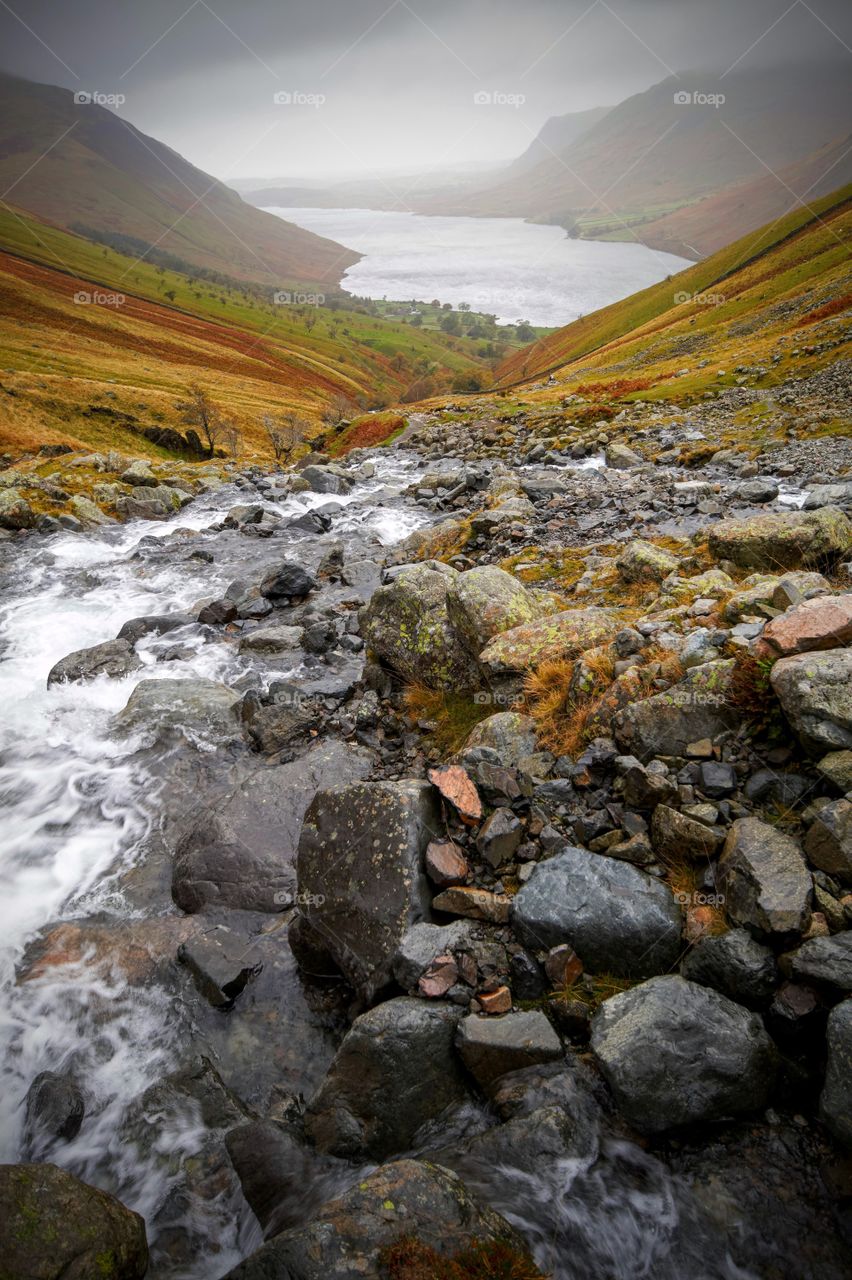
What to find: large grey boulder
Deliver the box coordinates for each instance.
[304,998,466,1159]
[681,928,778,1008]
[478,607,619,679]
[300,463,352,495]
[116,678,241,742]
[790,932,852,992]
[613,661,738,757]
[0,1162,148,1279]
[820,1000,852,1147]
[708,505,852,570]
[296,780,441,1000]
[446,564,548,652]
[222,1159,526,1280]
[456,1011,562,1090]
[47,639,141,687]
[0,487,35,529]
[771,649,852,751]
[804,799,852,884]
[463,711,539,766]
[172,741,372,913]
[512,846,682,978]
[591,975,777,1133]
[360,561,481,691]
[718,817,812,938]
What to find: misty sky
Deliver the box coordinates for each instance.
[1,0,850,181]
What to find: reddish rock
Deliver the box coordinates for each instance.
[429,764,482,824]
[478,985,512,1014]
[757,593,852,658]
[544,945,583,989]
[425,840,470,888]
[418,954,458,998]
[432,886,511,924]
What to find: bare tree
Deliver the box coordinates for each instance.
[178,385,223,457]
[321,393,355,428]
[218,418,243,460]
[262,411,307,465]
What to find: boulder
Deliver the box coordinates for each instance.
[820,1000,852,1147]
[221,1159,525,1280]
[300,463,352,495]
[476,808,523,867]
[591,975,777,1133]
[360,561,481,691]
[0,488,35,529]
[47,638,141,687]
[605,442,642,468]
[238,624,303,654]
[24,1072,85,1151]
[479,607,620,679]
[0,1162,148,1279]
[757,594,852,658]
[70,494,113,525]
[456,1011,562,1089]
[613,661,737,757]
[771,570,832,610]
[616,539,679,583]
[463,712,538,765]
[177,925,263,1007]
[172,741,372,913]
[770,649,852,751]
[305,998,466,1158]
[296,780,440,1000]
[260,561,317,599]
[719,817,812,938]
[446,564,548,652]
[790,933,852,993]
[650,804,725,862]
[804,799,852,884]
[512,846,682,977]
[392,920,474,989]
[116,678,240,742]
[681,928,778,1008]
[707,506,852,570]
[116,614,192,645]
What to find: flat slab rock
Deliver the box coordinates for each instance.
[456,1010,562,1089]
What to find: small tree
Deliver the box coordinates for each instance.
[219,418,243,460]
[178,384,222,457]
[322,393,355,428]
[262,411,307,465]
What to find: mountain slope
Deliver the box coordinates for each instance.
[0,72,358,288]
[504,106,611,176]
[492,183,852,393]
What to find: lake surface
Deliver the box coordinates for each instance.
[266,206,692,327]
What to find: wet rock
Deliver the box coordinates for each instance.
[820,1000,852,1146]
[719,817,812,938]
[614,661,737,757]
[361,561,481,691]
[392,920,474,989]
[476,808,523,867]
[446,564,548,652]
[512,846,682,978]
[789,932,852,992]
[260,560,317,599]
[172,741,372,913]
[47,638,141,687]
[222,1159,525,1280]
[651,804,725,861]
[708,506,852,570]
[605,441,642,468]
[770,648,852,751]
[734,478,779,503]
[804,799,852,884]
[591,975,776,1134]
[432,886,511,924]
[240,687,312,754]
[178,925,264,1007]
[238,624,303,654]
[456,1010,562,1089]
[0,1162,148,1279]
[681,928,778,1008]
[616,539,679,583]
[0,488,35,529]
[757,594,852,658]
[300,463,352,495]
[24,1071,85,1149]
[296,780,440,1000]
[197,598,237,625]
[116,678,241,742]
[305,997,466,1158]
[479,607,620,680]
[116,614,192,645]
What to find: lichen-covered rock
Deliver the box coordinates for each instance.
[605,441,642,468]
[820,1000,852,1147]
[771,649,852,752]
[304,998,466,1158]
[708,506,852,570]
[0,1162,148,1279]
[360,561,481,690]
[616,539,679,583]
[446,564,549,652]
[511,846,682,977]
[804,799,852,885]
[614,660,737,758]
[479,607,620,678]
[295,780,440,1000]
[464,711,538,765]
[591,975,777,1134]
[0,488,35,530]
[719,817,812,938]
[69,494,113,525]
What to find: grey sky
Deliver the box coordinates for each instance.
[1,0,850,178]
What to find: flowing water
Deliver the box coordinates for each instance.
[0,448,764,1278]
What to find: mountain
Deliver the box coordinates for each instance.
[504,106,611,176]
[421,65,851,257]
[0,72,358,288]
[493,182,852,389]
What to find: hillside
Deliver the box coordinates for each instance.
[492,183,852,394]
[504,105,611,176]
[0,72,358,288]
[421,65,851,257]
[0,205,486,458]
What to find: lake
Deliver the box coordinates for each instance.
[265,206,692,327]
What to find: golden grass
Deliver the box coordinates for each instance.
[402,685,494,754]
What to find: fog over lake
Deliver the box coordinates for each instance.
[266,206,692,326]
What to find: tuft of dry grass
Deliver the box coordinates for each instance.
[403,685,494,754]
[379,1235,545,1280]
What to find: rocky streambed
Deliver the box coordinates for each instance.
[0,417,851,1280]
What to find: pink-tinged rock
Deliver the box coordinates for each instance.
[757,594,852,659]
[419,955,458,998]
[478,985,512,1015]
[425,840,470,888]
[544,945,583,989]
[429,764,482,824]
[432,886,511,924]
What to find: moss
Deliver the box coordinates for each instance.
[403,686,494,753]
[379,1235,545,1280]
